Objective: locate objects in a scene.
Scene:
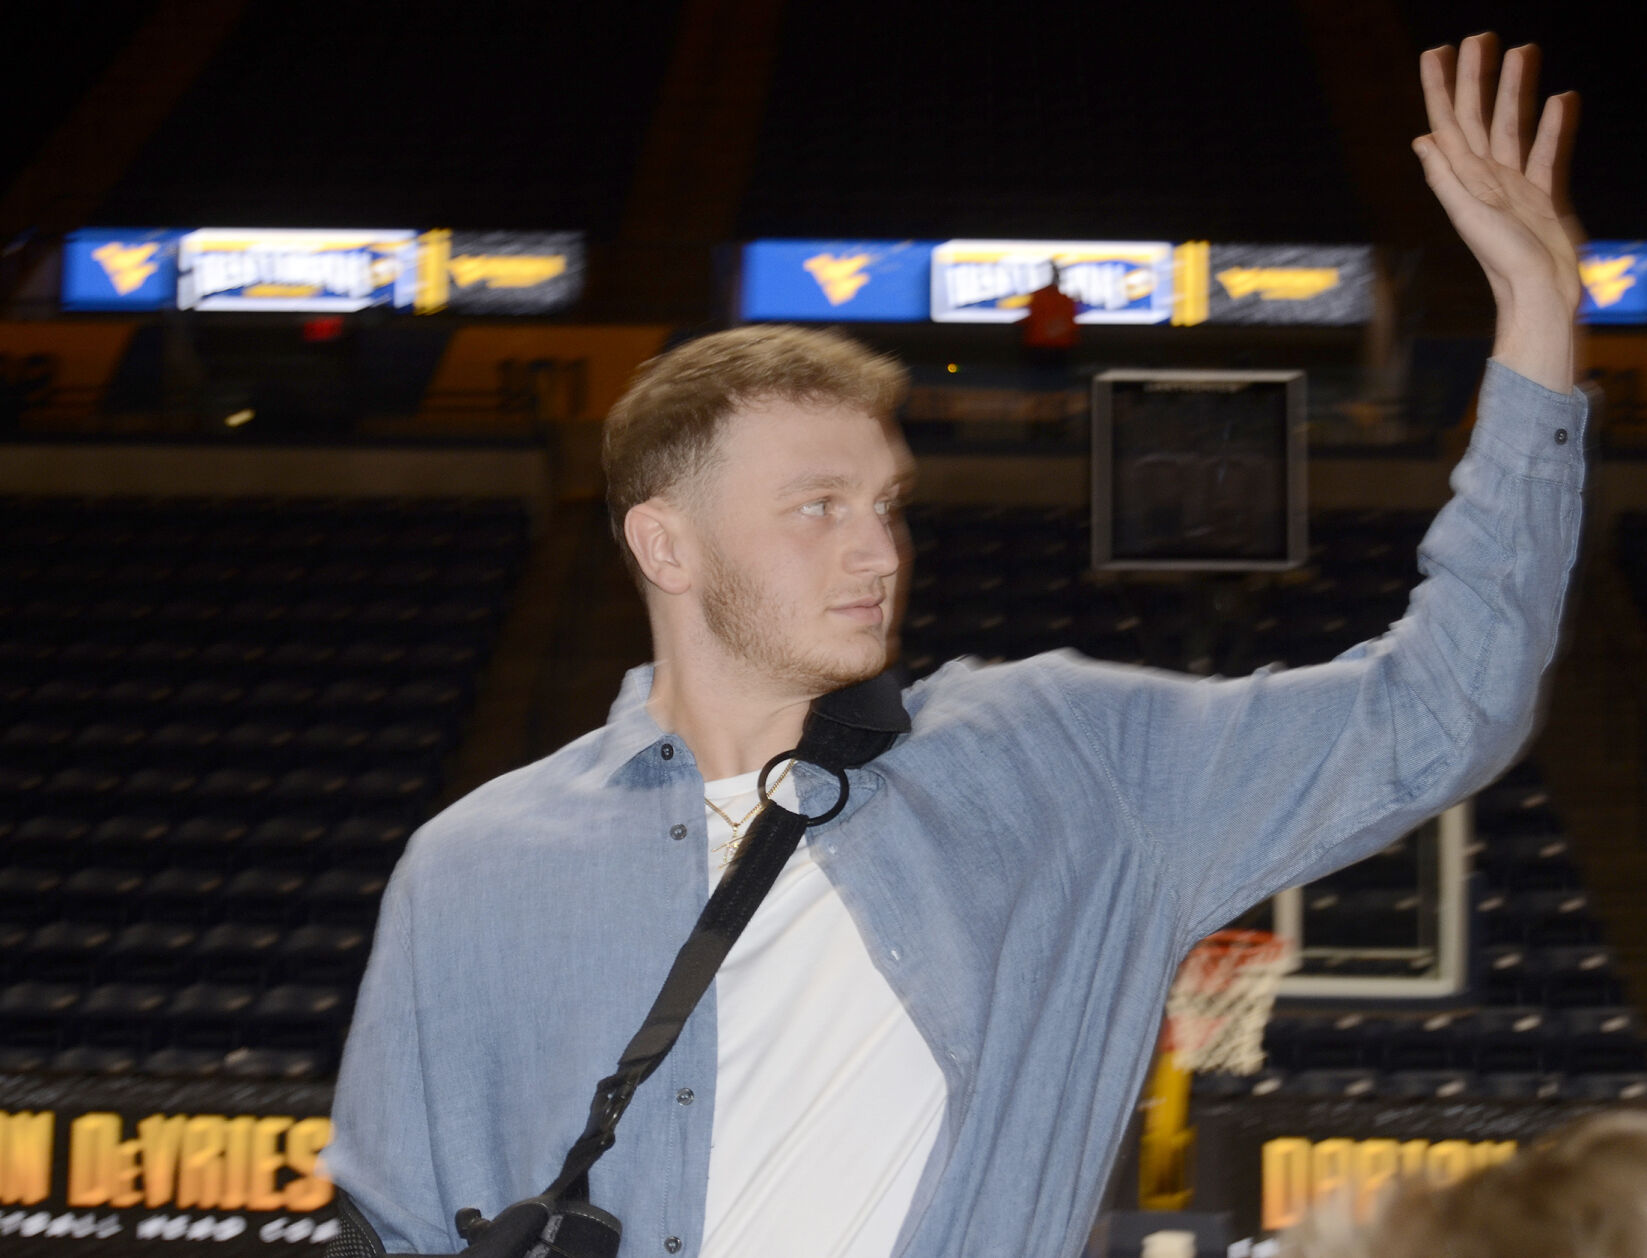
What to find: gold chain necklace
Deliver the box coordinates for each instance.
[706,760,794,869]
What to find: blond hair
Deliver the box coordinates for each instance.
[602,325,908,575]
[1281,1110,1647,1258]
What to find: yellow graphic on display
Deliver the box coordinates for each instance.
[1217,267,1340,301]
[1262,1136,1516,1231]
[0,1110,53,1205]
[1581,254,1637,307]
[65,1112,333,1211]
[0,1109,334,1211]
[417,229,452,313]
[1172,241,1210,326]
[243,284,322,297]
[1225,266,1337,301]
[803,252,874,306]
[449,254,568,289]
[91,242,160,295]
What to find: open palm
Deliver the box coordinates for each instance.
[1414,34,1583,317]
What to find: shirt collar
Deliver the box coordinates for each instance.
[596,663,695,785]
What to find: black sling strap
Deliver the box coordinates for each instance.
[534,670,911,1212]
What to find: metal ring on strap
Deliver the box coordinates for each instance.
[758,750,850,827]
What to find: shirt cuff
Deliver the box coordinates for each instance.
[1471,358,1589,482]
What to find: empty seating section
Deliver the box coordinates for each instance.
[901,503,1644,1099]
[0,495,528,1077]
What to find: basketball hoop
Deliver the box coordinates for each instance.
[1164,929,1293,1075]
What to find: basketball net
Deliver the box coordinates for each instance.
[1164,928,1293,1075]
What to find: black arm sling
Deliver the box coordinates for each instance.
[329,671,911,1258]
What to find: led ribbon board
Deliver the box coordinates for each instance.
[739,239,935,322]
[61,229,187,311]
[930,240,1176,324]
[175,229,418,312]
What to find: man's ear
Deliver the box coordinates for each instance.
[624,498,694,595]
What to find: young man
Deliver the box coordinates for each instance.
[325,36,1587,1258]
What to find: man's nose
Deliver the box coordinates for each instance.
[848,510,904,577]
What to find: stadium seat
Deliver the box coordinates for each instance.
[1277,1068,1380,1099]
[48,1045,140,1075]
[1560,1007,1647,1075]
[0,866,63,924]
[195,921,284,984]
[78,982,171,1050]
[105,921,199,984]
[304,867,389,925]
[1476,1071,1567,1100]
[0,982,82,1050]
[1382,1070,1475,1099]
[221,867,308,925]
[59,866,144,924]
[220,1045,329,1081]
[279,924,371,985]
[1382,1012,1471,1072]
[243,815,330,867]
[22,920,113,983]
[1563,1073,1647,1101]
[165,983,256,1051]
[11,813,93,866]
[1470,1007,1558,1073]
[141,1046,225,1078]
[141,867,228,923]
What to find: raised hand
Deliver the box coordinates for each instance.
[1413,33,1582,391]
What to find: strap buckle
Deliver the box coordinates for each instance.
[758,751,850,827]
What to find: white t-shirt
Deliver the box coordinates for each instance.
[700,766,948,1258]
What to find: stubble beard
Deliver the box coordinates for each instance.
[699,539,891,695]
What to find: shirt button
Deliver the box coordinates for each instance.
[1554,428,1569,444]
[670,824,687,840]
[661,743,674,760]
[664,1238,682,1254]
[888,947,902,962]
[676,1087,694,1105]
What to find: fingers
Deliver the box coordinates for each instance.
[1489,44,1540,169]
[1412,134,1474,224]
[1527,90,1581,210]
[1419,45,1460,141]
[1452,32,1499,155]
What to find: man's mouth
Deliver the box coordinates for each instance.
[830,595,885,625]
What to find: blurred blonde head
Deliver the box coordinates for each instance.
[1281,1110,1647,1258]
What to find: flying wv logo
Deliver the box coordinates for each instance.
[1581,254,1637,308]
[803,252,874,306]
[90,241,160,295]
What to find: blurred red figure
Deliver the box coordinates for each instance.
[1021,261,1078,369]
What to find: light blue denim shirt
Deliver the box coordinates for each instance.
[326,362,1587,1258]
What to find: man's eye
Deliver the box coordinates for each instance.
[800,500,830,517]
[876,499,905,518]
